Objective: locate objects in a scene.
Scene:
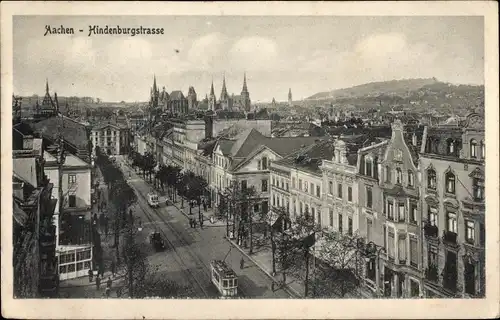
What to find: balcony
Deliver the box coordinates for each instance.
[442,230,458,245]
[425,264,439,282]
[424,223,439,238]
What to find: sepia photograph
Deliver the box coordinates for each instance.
[1,1,499,319]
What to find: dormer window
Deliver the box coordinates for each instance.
[470,139,477,158]
[427,169,436,190]
[262,157,268,170]
[396,168,403,184]
[445,172,456,194]
[447,138,455,155]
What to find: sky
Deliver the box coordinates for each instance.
[13,16,484,102]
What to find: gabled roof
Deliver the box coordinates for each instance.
[32,115,89,151]
[264,136,320,157]
[230,128,266,158]
[170,90,185,100]
[274,140,335,174]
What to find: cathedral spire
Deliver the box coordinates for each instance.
[220,73,228,101]
[153,74,158,93]
[46,78,50,94]
[210,78,215,96]
[242,72,248,92]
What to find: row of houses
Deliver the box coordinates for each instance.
[134,111,484,299]
[270,114,485,298]
[13,111,95,293]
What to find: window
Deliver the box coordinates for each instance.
[347,187,352,202]
[299,179,302,191]
[447,211,457,233]
[427,169,436,189]
[262,157,268,170]
[329,181,333,195]
[68,174,77,185]
[338,214,343,234]
[408,170,414,187]
[365,158,372,177]
[286,182,289,191]
[385,166,391,183]
[383,225,387,249]
[241,180,247,190]
[445,172,456,194]
[397,203,405,221]
[398,235,407,263]
[387,200,394,220]
[428,245,438,266]
[470,139,477,158]
[316,185,321,197]
[329,209,334,227]
[396,168,403,184]
[310,182,314,195]
[261,179,268,192]
[367,219,373,241]
[300,202,303,214]
[311,207,316,220]
[68,195,76,208]
[410,279,420,297]
[410,202,417,224]
[466,220,475,244]
[254,204,260,213]
[262,201,268,214]
[258,160,262,170]
[292,177,296,189]
[304,204,309,217]
[410,236,418,267]
[464,261,476,296]
[473,178,485,201]
[272,177,276,186]
[304,182,308,193]
[447,138,455,155]
[388,231,395,259]
[272,194,276,206]
[480,140,485,159]
[281,179,285,189]
[337,183,342,198]
[348,217,353,236]
[317,210,322,225]
[366,187,373,208]
[428,206,438,226]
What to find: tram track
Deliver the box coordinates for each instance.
[121,159,250,298]
[131,183,210,298]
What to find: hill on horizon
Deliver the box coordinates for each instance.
[305,78,482,101]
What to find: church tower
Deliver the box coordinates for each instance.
[288,88,292,107]
[187,86,197,110]
[220,74,230,110]
[209,80,217,111]
[240,73,251,112]
[150,75,160,110]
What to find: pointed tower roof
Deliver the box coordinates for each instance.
[210,79,215,96]
[242,72,248,92]
[41,79,56,111]
[45,78,49,94]
[220,73,228,100]
[153,74,158,92]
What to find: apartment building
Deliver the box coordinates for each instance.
[90,122,130,155]
[420,112,485,298]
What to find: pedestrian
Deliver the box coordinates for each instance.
[210,216,214,224]
[203,201,207,212]
[199,216,203,228]
[189,218,193,228]
[111,261,116,277]
[96,276,101,290]
[107,277,113,289]
[105,286,111,298]
[193,219,197,228]
[271,281,275,292]
[88,269,93,283]
[240,257,245,270]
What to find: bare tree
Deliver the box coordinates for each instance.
[312,230,364,298]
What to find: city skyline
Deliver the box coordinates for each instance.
[14,16,484,103]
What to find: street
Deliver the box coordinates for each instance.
[60,155,292,299]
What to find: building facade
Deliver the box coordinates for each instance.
[420,113,485,298]
[90,122,130,155]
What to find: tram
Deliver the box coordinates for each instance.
[210,260,238,297]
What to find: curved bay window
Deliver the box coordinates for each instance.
[445,172,456,194]
[427,169,437,190]
[470,139,478,158]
